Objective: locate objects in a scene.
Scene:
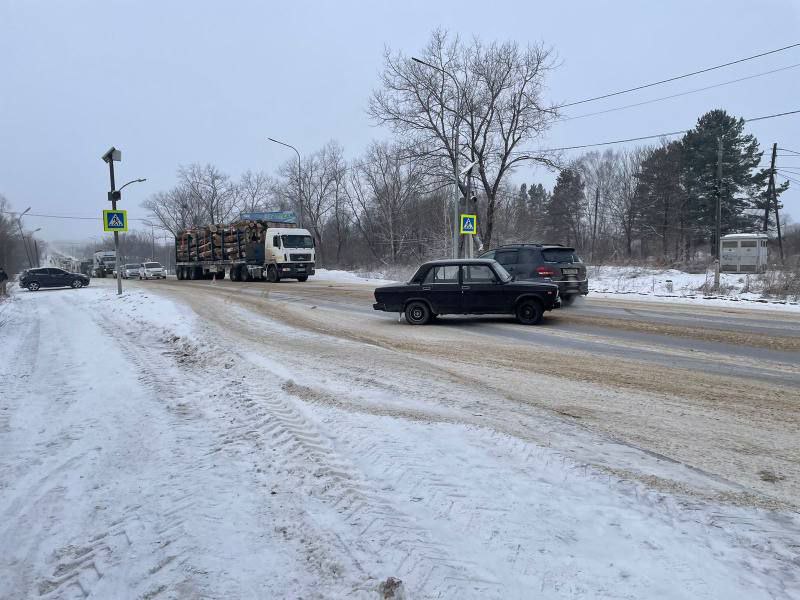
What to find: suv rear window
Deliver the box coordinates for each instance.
[542,248,581,263]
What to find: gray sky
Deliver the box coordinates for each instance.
[1,0,798,244]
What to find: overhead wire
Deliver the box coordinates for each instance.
[559,42,800,108]
[556,63,800,122]
[513,109,800,155]
[0,209,150,222]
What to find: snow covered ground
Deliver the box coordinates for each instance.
[588,265,800,310]
[314,265,800,312]
[1,283,799,599]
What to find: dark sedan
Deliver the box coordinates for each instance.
[20,267,90,291]
[373,259,560,325]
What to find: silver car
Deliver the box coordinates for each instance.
[122,264,140,279]
[139,262,166,279]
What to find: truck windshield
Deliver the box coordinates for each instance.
[281,235,313,248]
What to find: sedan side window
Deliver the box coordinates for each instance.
[424,265,459,284]
[462,265,497,284]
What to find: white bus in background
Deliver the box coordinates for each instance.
[720,233,768,273]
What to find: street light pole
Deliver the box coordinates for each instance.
[16,207,33,267]
[268,137,303,227]
[101,148,145,296]
[412,57,463,258]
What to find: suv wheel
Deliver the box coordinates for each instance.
[516,299,543,325]
[405,301,431,325]
[28,281,40,291]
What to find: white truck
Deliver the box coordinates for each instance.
[92,250,116,278]
[175,212,315,282]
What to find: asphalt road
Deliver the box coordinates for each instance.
[129,276,799,508]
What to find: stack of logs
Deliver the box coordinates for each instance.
[176,221,268,262]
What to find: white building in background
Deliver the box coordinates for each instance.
[720,233,769,273]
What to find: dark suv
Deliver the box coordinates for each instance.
[20,267,90,291]
[479,244,588,305]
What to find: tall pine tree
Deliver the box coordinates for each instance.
[682,110,766,254]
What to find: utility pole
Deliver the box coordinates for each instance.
[714,136,723,291]
[591,187,600,264]
[774,172,784,264]
[764,143,777,232]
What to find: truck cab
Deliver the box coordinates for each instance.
[264,227,315,282]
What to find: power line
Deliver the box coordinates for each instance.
[778,173,800,185]
[778,147,800,155]
[514,108,800,154]
[0,209,149,222]
[557,63,800,123]
[559,42,800,108]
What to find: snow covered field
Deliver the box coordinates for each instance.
[316,265,800,312]
[588,265,800,310]
[1,283,798,599]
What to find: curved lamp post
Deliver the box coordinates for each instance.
[268,137,303,227]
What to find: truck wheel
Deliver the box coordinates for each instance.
[267,265,280,283]
[176,267,184,280]
[516,299,543,325]
[214,271,225,280]
[296,276,308,282]
[404,301,431,325]
[188,267,198,280]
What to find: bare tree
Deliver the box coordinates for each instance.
[235,170,275,213]
[369,29,558,249]
[348,142,426,264]
[178,163,237,225]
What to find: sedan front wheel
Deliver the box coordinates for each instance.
[404,301,431,325]
[516,299,543,325]
[71,280,83,289]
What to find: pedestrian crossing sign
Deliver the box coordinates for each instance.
[460,214,477,235]
[103,209,128,232]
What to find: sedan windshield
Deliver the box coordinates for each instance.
[282,235,313,248]
[144,263,161,268]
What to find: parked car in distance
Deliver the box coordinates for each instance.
[373,259,560,325]
[121,264,140,279]
[479,244,588,305]
[20,267,90,291]
[139,262,166,279]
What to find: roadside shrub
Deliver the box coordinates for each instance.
[758,261,800,301]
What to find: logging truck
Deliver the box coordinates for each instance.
[174,212,315,283]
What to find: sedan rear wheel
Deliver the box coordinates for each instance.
[404,301,431,325]
[516,299,543,325]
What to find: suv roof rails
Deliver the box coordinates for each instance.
[493,242,565,248]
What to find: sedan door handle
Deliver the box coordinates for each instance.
[461,285,470,290]
[422,286,431,291]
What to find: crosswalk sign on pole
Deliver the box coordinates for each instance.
[460,213,477,235]
[103,209,128,232]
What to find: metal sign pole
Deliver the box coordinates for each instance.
[108,161,123,296]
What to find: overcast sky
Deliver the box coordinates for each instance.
[1,0,798,244]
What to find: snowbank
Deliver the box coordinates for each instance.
[589,266,800,311]
[313,268,392,284]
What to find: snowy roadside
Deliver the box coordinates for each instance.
[314,266,800,312]
[2,282,799,599]
[588,265,800,311]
